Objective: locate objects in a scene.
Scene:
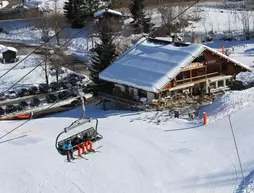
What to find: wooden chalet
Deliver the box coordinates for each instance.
[93,8,124,32]
[99,37,251,106]
[0,46,18,63]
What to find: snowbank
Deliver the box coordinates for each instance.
[199,87,254,123]
[236,72,254,84]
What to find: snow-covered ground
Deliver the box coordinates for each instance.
[1,90,254,193]
[23,0,66,12]
[0,0,9,9]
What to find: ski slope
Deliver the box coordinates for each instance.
[0,94,254,193]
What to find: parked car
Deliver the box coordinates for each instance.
[69,78,79,86]
[46,94,58,103]
[0,107,5,115]
[29,86,39,95]
[18,101,29,110]
[60,81,72,89]
[5,104,17,113]
[0,93,6,101]
[50,82,61,91]
[30,97,41,107]
[18,88,30,97]
[7,90,17,99]
[39,84,50,93]
[58,91,70,100]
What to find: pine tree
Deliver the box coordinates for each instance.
[129,0,144,22]
[89,26,117,84]
[63,0,102,28]
[63,0,74,23]
[129,0,152,33]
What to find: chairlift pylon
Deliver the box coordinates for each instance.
[55,92,103,156]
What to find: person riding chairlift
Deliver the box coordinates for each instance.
[62,140,75,162]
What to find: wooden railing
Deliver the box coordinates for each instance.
[176,72,219,84]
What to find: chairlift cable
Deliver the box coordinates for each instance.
[0,29,84,96]
[0,86,84,141]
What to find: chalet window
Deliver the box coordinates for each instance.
[138,90,147,98]
[218,80,224,87]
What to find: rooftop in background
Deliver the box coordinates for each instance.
[94,8,123,18]
[99,37,251,93]
[0,45,18,53]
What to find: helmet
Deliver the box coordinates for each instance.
[77,135,81,139]
[67,140,71,144]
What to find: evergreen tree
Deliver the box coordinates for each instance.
[63,0,74,23]
[89,25,117,84]
[129,0,152,33]
[63,0,102,28]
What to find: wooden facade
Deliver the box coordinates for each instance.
[160,49,248,94]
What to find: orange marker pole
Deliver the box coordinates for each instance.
[222,46,225,54]
[203,112,207,125]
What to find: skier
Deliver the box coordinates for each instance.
[62,140,75,162]
[73,135,83,146]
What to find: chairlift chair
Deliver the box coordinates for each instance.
[55,91,103,156]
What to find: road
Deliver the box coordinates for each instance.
[0,41,90,75]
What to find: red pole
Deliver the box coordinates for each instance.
[222,46,225,54]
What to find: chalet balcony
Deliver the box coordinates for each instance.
[176,72,221,85]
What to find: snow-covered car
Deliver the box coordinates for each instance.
[7,91,17,99]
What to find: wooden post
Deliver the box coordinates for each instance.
[203,112,207,125]
[222,46,225,54]
[190,70,192,82]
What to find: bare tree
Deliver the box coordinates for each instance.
[48,48,72,82]
[52,0,65,45]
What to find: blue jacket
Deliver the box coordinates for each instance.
[62,142,72,150]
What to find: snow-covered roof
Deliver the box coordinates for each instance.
[99,38,251,93]
[99,38,205,93]
[94,9,123,18]
[0,45,18,53]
